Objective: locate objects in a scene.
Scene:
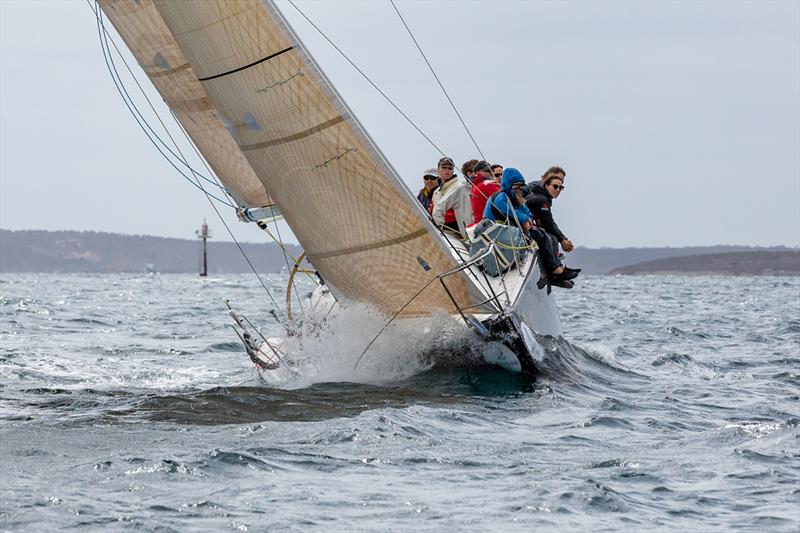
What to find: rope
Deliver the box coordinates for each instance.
[493,239,537,251]
[91,1,286,316]
[390,1,485,160]
[285,0,446,157]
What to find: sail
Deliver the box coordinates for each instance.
[102,0,493,317]
[98,0,272,208]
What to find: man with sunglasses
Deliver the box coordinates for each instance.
[416,168,440,215]
[484,168,575,289]
[431,157,473,238]
[525,172,576,255]
[490,164,504,184]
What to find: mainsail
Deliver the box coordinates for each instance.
[99,0,493,317]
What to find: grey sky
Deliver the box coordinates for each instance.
[1,0,798,248]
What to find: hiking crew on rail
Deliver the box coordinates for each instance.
[419,158,581,290]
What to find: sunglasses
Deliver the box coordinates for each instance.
[423,176,438,181]
[493,172,502,177]
[439,165,454,170]
[550,184,565,191]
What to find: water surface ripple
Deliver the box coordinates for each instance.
[0,274,798,531]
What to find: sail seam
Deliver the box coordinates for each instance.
[198,46,294,81]
[307,228,428,260]
[240,116,345,151]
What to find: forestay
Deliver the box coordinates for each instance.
[101,0,493,317]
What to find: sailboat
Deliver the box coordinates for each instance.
[97,0,563,379]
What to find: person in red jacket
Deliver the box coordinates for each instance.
[461,159,478,184]
[470,160,501,224]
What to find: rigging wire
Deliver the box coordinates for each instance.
[267,204,307,317]
[86,2,234,202]
[280,1,487,282]
[389,0,485,160]
[90,1,286,317]
[164,103,315,312]
[283,0,497,269]
[282,1,511,330]
[167,109,236,205]
[285,0,447,157]
[88,5,235,207]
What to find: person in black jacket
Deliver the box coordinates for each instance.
[525,173,575,253]
[525,166,565,194]
[525,174,580,281]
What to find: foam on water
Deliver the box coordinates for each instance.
[258,303,482,389]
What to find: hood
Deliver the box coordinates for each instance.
[500,167,526,194]
[525,180,548,198]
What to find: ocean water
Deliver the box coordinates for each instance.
[0,273,798,531]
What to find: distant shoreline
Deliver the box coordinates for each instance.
[607,251,799,276]
[1,229,797,276]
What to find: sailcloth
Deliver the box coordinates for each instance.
[100,0,493,317]
[99,0,272,208]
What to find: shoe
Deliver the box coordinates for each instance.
[549,267,578,280]
[564,266,581,274]
[550,278,574,289]
[537,276,553,294]
[551,269,578,281]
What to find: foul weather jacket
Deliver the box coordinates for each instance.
[482,168,532,226]
[417,187,435,214]
[524,182,567,242]
[432,176,473,235]
[470,175,501,224]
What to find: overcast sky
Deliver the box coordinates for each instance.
[1,0,798,248]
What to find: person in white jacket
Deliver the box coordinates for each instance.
[431,157,473,238]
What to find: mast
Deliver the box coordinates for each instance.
[196,220,211,277]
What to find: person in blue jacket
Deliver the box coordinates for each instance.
[483,168,577,288]
[483,168,533,226]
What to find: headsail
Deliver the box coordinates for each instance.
[100,0,493,317]
[99,0,272,208]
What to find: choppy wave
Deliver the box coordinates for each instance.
[0,273,798,532]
